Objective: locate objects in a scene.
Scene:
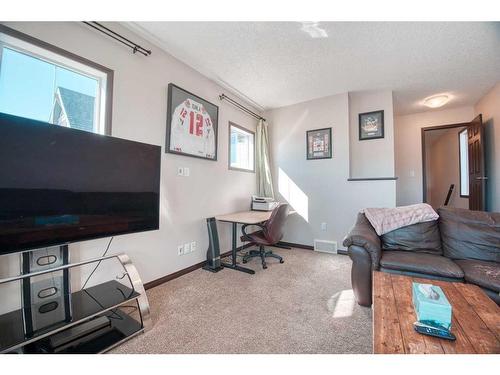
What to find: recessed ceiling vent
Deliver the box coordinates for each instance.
[314,240,338,254]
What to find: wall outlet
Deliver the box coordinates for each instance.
[184,243,191,254]
[177,245,184,256]
[184,167,190,177]
[321,222,327,231]
[177,167,184,176]
[190,241,197,252]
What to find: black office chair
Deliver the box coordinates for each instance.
[240,204,289,269]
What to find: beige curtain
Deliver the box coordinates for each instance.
[256,119,274,198]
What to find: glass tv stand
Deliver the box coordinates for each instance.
[0,250,151,354]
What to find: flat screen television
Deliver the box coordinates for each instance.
[0,112,161,255]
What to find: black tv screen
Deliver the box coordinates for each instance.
[0,112,161,255]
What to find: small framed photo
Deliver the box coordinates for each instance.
[359,110,384,141]
[306,127,332,160]
[166,83,218,161]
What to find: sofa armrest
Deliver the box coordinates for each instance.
[343,213,382,268]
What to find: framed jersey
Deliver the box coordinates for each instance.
[166,83,219,161]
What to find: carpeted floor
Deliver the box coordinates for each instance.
[112,248,372,354]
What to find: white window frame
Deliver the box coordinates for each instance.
[228,122,255,173]
[459,128,469,197]
[0,26,112,135]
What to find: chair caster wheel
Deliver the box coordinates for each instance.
[279,259,284,263]
[263,264,267,269]
[242,260,247,264]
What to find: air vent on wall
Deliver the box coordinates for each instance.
[314,240,338,254]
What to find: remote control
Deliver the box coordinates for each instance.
[413,321,456,341]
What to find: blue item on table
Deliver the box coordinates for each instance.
[412,282,452,330]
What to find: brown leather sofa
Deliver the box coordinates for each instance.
[343,207,500,306]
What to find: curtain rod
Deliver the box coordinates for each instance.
[219,93,265,121]
[82,22,151,57]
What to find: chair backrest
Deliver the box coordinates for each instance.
[263,204,289,244]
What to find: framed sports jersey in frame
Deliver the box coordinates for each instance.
[166,83,219,161]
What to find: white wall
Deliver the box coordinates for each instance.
[426,127,469,209]
[266,93,396,248]
[0,22,260,313]
[349,90,395,178]
[394,106,475,206]
[424,140,433,205]
[474,83,500,212]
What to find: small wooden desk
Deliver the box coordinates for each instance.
[214,210,273,275]
[373,271,500,354]
[215,210,272,225]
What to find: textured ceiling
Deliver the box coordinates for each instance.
[126,22,500,114]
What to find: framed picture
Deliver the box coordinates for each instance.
[306,127,332,160]
[166,83,218,161]
[359,110,384,140]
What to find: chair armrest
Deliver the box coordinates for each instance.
[241,223,266,242]
[343,213,382,268]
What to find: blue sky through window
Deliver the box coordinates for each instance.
[0,47,98,123]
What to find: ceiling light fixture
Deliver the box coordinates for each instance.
[300,22,328,38]
[423,94,450,108]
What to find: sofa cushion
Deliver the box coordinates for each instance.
[381,220,442,254]
[454,259,500,292]
[438,207,500,262]
[380,251,464,279]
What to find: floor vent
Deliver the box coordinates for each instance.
[314,240,338,254]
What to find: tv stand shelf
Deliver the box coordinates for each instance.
[0,253,151,354]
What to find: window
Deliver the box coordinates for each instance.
[0,26,112,134]
[229,122,255,172]
[459,128,469,197]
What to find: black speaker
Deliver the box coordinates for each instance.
[202,217,224,272]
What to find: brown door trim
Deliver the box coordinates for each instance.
[467,114,485,210]
[421,122,470,204]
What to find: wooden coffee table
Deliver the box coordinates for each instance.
[373,271,500,354]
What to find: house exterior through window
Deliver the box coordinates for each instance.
[0,26,112,135]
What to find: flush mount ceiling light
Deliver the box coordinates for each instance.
[300,22,328,38]
[423,94,450,108]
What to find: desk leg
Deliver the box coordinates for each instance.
[221,222,255,275]
[231,222,237,266]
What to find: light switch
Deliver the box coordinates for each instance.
[177,167,184,176]
[184,243,191,254]
[177,245,184,256]
[184,167,190,177]
[190,241,197,252]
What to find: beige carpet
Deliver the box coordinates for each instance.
[112,248,372,354]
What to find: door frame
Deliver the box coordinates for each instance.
[421,122,470,204]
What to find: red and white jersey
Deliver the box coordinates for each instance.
[170,98,215,158]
